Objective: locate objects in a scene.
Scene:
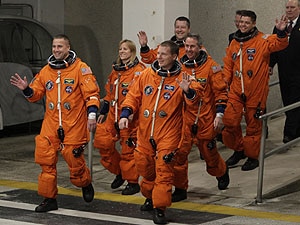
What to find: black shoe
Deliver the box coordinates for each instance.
[111,174,125,189]
[122,183,140,195]
[82,183,94,202]
[241,158,259,171]
[216,166,229,190]
[171,188,187,202]
[140,198,153,211]
[283,136,293,143]
[153,208,167,224]
[216,133,223,143]
[226,151,246,166]
[35,198,58,212]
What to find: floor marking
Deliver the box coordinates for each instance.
[1,179,300,223]
[0,200,186,225]
[0,218,43,225]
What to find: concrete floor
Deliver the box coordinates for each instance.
[0,114,300,224]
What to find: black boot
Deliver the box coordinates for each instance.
[111,174,125,189]
[82,183,94,202]
[121,183,140,195]
[153,208,167,224]
[171,188,187,202]
[216,133,223,143]
[35,198,58,212]
[241,158,259,171]
[216,166,230,190]
[140,198,153,211]
[226,150,246,166]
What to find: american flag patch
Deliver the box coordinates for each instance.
[81,67,92,75]
[212,65,222,73]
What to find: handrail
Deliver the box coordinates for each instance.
[256,101,300,203]
[268,80,279,87]
[259,101,300,120]
[88,132,94,180]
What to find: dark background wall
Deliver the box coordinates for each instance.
[64,0,122,97]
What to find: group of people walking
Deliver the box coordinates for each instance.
[10,0,299,224]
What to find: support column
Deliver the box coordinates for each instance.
[123,0,189,51]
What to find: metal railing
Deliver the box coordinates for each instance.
[256,101,300,203]
[88,132,94,179]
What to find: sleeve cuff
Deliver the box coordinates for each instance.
[120,107,133,118]
[216,104,226,114]
[184,88,196,99]
[22,86,33,98]
[140,45,150,53]
[276,28,287,38]
[87,105,98,114]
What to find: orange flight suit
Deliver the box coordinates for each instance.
[26,57,100,199]
[222,29,288,159]
[173,51,228,190]
[94,58,146,183]
[120,60,202,210]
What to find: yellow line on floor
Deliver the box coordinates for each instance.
[1,179,300,223]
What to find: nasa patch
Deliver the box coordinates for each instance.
[122,89,128,96]
[144,85,153,96]
[248,54,254,61]
[46,80,54,90]
[163,92,171,100]
[65,86,73,93]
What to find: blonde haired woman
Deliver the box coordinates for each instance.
[94,39,146,195]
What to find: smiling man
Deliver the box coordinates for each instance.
[171,33,229,203]
[118,40,202,224]
[137,16,191,64]
[10,34,100,212]
[222,10,289,171]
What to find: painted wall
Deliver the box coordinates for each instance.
[64,0,122,97]
[123,0,189,52]
[2,0,288,110]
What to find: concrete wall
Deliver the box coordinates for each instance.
[123,0,188,52]
[2,0,287,110]
[64,0,122,97]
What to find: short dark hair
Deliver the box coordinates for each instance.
[53,34,71,46]
[174,16,190,28]
[240,10,257,22]
[186,33,203,47]
[236,10,243,15]
[160,40,179,56]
